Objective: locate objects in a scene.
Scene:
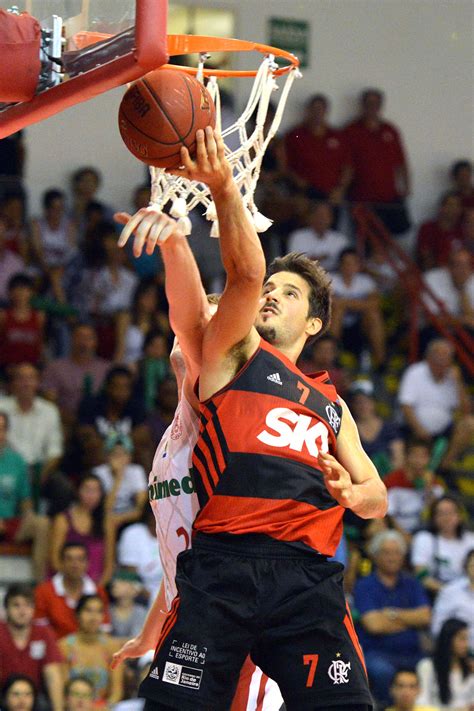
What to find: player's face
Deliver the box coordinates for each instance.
[6,596,34,629]
[255,271,319,347]
[5,680,35,711]
[78,598,104,634]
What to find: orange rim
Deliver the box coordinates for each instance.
[71,32,299,76]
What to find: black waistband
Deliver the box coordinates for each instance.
[192,531,329,560]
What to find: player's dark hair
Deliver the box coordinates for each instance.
[428,494,465,538]
[451,159,471,179]
[65,676,94,696]
[265,252,332,337]
[75,594,104,618]
[4,584,34,609]
[42,189,64,210]
[433,618,470,704]
[60,541,89,560]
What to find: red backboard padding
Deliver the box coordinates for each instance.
[0,10,41,102]
[0,0,168,139]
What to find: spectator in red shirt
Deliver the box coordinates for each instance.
[416,193,463,270]
[34,542,110,640]
[284,94,352,208]
[385,439,445,535]
[0,584,64,711]
[462,207,474,257]
[0,274,45,370]
[451,159,474,211]
[344,88,411,234]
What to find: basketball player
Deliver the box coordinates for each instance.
[111,188,284,709]
[136,127,387,711]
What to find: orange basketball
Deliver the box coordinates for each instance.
[118,68,216,169]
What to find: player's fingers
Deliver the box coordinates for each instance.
[118,208,149,248]
[114,211,132,225]
[214,130,226,161]
[110,649,125,669]
[195,129,210,168]
[205,126,218,168]
[146,217,167,254]
[133,211,161,257]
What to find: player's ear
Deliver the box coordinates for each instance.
[306,317,322,338]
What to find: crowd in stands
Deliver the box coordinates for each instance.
[0,84,473,711]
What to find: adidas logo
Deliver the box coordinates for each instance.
[267,372,283,385]
[150,667,160,680]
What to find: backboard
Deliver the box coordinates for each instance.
[0,0,168,138]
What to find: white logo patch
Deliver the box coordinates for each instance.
[325,404,341,432]
[328,659,351,685]
[163,661,203,690]
[257,407,329,458]
[149,667,160,680]
[267,372,283,385]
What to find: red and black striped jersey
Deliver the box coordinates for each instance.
[192,338,345,556]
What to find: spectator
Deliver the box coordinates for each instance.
[330,249,386,367]
[50,474,115,586]
[461,208,474,255]
[92,433,147,533]
[77,366,151,469]
[35,542,110,640]
[287,201,350,272]
[64,677,94,711]
[416,193,463,270]
[30,189,77,273]
[1,675,36,711]
[451,159,474,211]
[114,280,163,365]
[344,88,411,235]
[0,275,45,369]
[0,585,63,711]
[353,530,431,707]
[411,495,474,596]
[423,250,474,332]
[59,595,123,707]
[0,131,25,189]
[109,569,147,639]
[123,184,164,280]
[386,669,439,711]
[0,363,68,511]
[416,619,474,710]
[135,330,170,412]
[70,167,114,234]
[0,193,28,260]
[385,440,444,534]
[146,376,179,446]
[297,334,351,397]
[284,94,352,208]
[117,507,163,602]
[0,215,24,303]
[41,323,111,423]
[0,411,49,581]
[349,379,404,477]
[431,549,474,649]
[398,339,474,469]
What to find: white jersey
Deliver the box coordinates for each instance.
[149,393,200,609]
[148,393,284,711]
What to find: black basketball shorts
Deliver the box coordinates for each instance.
[139,533,373,711]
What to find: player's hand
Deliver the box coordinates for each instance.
[110,635,152,669]
[115,208,184,257]
[318,451,355,508]
[167,127,233,194]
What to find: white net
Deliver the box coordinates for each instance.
[149,55,301,238]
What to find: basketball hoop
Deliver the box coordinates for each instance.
[144,35,301,238]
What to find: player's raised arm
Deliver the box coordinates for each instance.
[170,127,265,369]
[318,398,387,519]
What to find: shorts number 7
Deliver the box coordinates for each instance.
[303,654,319,687]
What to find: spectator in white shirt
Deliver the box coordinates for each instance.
[330,248,386,367]
[287,201,350,272]
[423,249,474,330]
[397,339,474,468]
[93,433,148,533]
[89,224,138,317]
[416,619,474,710]
[0,363,71,513]
[411,495,474,597]
[431,549,474,649]
[117,507,163,603]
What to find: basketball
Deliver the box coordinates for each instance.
[118,68,216,169]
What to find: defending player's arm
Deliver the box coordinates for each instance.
[111,580,168,669]
[170,127,265,387]
[318,398,387,519]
